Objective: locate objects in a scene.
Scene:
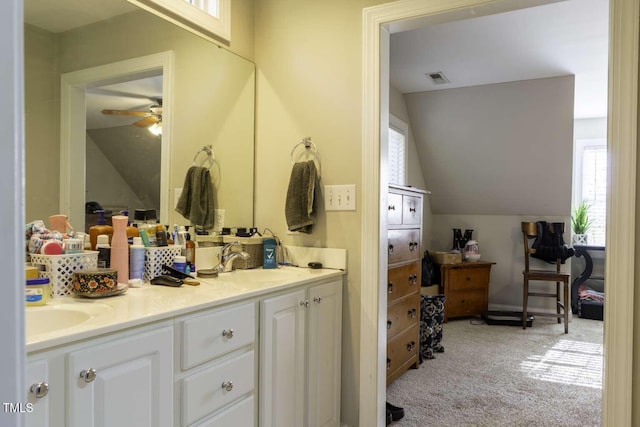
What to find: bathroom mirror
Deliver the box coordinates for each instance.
[24,0,255,232]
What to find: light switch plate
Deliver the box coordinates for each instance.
[324,184,356,211]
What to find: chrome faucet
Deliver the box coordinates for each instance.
[216,241,251,272]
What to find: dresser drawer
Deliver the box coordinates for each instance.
[402,195,422,225]
[387,293,420,338]
[447,265,490,291]
[446,291,488,319]
[386,324,419,378]
[387,193,403,225]
[388,229,421,264]
[181,302,256,370]
[182,351,255,426]
[387,262,420,303]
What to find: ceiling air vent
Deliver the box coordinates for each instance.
[427,71,450,85]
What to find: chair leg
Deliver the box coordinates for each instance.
[564,280,569,334]
[523,278,528,329]
[556,281,561,324]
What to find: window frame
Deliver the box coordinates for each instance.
[388,114,408,186]
[573,137,607,246]
[127,0,231,43]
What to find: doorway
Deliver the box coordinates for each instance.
[360,1,638,426]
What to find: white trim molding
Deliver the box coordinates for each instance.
[60,51,174,230]
[361,0,637,426]
[127,0,231,44]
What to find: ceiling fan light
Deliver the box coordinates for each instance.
[148,122,162,136]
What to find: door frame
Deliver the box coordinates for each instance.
[360,0,638,426]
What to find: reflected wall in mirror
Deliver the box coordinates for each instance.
[24,0,255,232]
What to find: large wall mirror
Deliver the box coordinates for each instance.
[24,0,255,232]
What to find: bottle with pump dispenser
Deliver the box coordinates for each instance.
[89,210,113,250]
[96,234,111,268]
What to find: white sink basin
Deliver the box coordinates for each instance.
[210,267,330,290]
[26,303,113,336]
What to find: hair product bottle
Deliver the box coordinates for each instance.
[110,215,129,284]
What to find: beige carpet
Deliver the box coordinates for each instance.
[386,316,603,427]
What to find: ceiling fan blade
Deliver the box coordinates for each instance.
[133,116,159,127]
[102,109,152,117]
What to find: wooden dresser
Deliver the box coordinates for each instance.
[386,185,427,385]
[439,261,495,321]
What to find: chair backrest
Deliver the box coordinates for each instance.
[521,221,563,273]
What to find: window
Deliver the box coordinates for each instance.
[184,0,218,17]
[388,115,408,186]
[574,139,607,246]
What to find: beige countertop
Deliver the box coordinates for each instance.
[26,266,344,353]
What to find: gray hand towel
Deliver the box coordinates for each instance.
[175,166,216,229]
[285,160,317,233]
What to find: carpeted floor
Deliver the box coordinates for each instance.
[386,316,603,427]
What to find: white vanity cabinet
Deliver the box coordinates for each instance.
[67,324,174,427]
[260,278,342,427]
[176,301,257,426]
[25,355,64,427]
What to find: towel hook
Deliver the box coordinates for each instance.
[192,145,215,169]
[290,137,319,164]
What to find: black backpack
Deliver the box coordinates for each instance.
[422,250,436,286]
[531,221,575,264]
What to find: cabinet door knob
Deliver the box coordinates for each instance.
[222,328,234,339]
[79,368,97,383]
[30,382,49,399]
[300,300,310,308]
[221,381,234,392]
[313,297,322,304]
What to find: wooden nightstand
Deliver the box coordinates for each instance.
[439,261,495,321]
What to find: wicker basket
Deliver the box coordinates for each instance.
[30,251,99,297]
[144,246,183,282]
[222,236,264,269]
[431,251,462,265]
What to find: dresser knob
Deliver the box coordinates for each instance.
[221,381,234,392]
[388,282,393,294]
[388,205,395,211]
[387,358,391,370]
[222,328,234,339]
[30,382,49,399]
[388,244,394,255]
[387,320,392,330]
[406,341,416,351]
[409,207,416,213]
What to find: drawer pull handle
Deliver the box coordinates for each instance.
[388,205,395,211]
[222,329,234,339]
[387,320,392,330]
[388,282,393,294]
[388,244,394,255]
[313,297,322,304]
[409,274,418,285]
[300,300,310,308]
[30,382,49,399]
[409,241,418,251]
[221,381,234,392]
[387,358,391,370]
[407,308,417,318]
[406,341,416,352]
[409,207,416,213]
[79,368,97,383]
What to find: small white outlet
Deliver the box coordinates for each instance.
[214,209,225,231]
[324,184,356,211]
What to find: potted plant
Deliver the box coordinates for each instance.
[571,201,591,245]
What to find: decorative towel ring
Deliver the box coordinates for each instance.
[290,137,321,176]
[192,145,215,169]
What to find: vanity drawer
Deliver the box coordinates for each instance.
[181,302,256,370]
[195,395,254,427]
[182,351,254,426]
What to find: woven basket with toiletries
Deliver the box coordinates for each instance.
[144,246,183,282]
[222,236,264,269]
[30,251,99,297]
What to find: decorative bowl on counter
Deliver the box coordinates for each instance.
[72,269,118,295]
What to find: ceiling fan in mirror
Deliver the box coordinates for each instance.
[101,99,163,136]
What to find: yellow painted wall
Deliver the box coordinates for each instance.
[253,1,390,424]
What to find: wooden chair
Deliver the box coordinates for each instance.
[521,221,570,333]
